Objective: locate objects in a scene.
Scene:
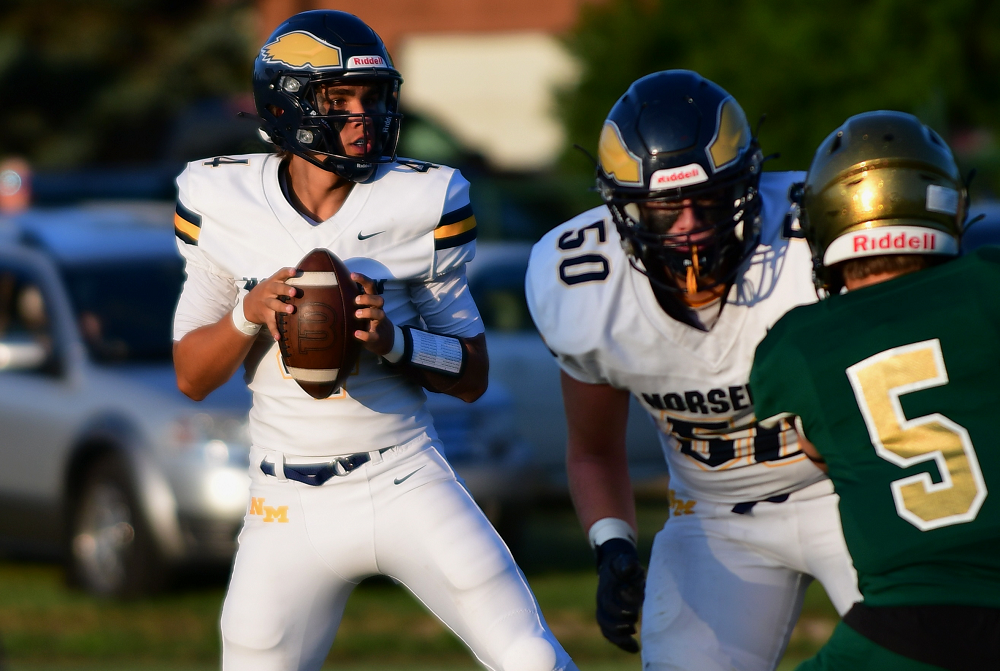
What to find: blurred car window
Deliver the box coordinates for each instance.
[0,265,54,362]
[470,260,532,333]
[59,259,183,363]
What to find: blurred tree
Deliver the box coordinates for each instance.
[0,0,256,167]
[558,0,1000,195]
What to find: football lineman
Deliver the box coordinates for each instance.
[752,111,1000,670]
[172,10,577,671]
[525,70,861,670]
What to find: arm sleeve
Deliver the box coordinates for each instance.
[554,352,610,386]
[172,239,238,341]
[524,240,611,387]
[408,266,483,338]
[431,170,477,278]
[171,169,238,341]
[750,319,805,426]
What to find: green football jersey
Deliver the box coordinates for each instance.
[751,247,1000,609]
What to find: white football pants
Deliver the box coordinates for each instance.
[222,437,576,671]
[641,479,861,671]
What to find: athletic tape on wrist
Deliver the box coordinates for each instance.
[400,326,465,377]
[232,294,262,336]
[588,518,637,549]
[383,324,405,364]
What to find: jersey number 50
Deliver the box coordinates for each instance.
[557,221,610,286]
[847,338,987,531]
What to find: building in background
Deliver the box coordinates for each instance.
[257,0,600,170]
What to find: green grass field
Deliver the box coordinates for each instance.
[0,503,838,670]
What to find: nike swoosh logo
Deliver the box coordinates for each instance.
[393,466,425,485]
[358,231,385,240]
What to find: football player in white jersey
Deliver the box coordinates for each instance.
[171,10,577,671]
[525,71,861,670]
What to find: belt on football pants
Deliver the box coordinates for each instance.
[259,448,392,486]
[731,493,790,515]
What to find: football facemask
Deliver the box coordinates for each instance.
[609,181,759,295]
[276,77,401,170]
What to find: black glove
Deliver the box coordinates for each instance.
[595,537,646,653]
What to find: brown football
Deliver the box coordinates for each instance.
[275,249,367,399]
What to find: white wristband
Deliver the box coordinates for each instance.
[588,517,637,549]
[231,294,262,336]
[383,324,405,363]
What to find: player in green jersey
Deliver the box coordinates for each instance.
[750,111,1000,670]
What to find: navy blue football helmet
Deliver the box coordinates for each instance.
[597,70,763,295]
[253,10,403,182]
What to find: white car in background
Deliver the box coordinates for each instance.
[0,205,534,597]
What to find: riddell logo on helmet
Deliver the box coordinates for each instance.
[649,163,709,190]
[852,232,935,253]
[347,55,387,69]
[823,225,958,265]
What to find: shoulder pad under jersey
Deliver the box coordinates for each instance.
[174,153,271,246]
[526,205,629,360]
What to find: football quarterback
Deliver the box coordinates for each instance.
[525,71,860,670]
[172,10,577,671]
[752,111,1000,671]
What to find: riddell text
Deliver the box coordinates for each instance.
[853,232,936,252]
[654,168,703,185]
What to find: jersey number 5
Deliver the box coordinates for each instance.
[847,339,987,531]
[557,221,610,286]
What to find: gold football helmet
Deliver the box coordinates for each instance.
[801,111,965,292]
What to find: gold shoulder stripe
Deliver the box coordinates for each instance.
[174,214,201,243]
[434,215,476,240]
[434,215,477,250]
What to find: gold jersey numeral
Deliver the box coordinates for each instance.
[847,339,987,531]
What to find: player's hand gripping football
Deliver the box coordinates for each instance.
[351,273,395,357]
[596,538,646,653]
[242,267,298,341]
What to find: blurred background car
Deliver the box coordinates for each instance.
[0,203,536,597]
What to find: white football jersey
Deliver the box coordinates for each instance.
[172,153,482,457]
[526,171,828,503]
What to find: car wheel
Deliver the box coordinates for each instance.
[69,454,163,597]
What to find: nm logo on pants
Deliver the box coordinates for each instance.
[249,497,289,523]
